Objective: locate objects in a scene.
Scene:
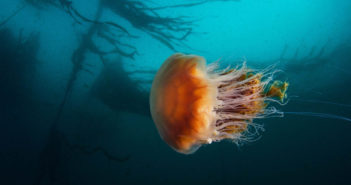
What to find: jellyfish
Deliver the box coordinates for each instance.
[150,53,288,154]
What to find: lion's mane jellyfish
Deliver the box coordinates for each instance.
[150,53,288,154]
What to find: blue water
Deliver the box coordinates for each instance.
[1,0,351,184]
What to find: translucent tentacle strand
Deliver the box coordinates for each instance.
[206,63,288,144]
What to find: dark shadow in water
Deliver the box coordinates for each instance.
[0,27,41,184]
[92,57,151,117]
[33,3,133,185]
[0,28,40,116]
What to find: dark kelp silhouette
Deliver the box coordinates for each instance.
[100,0,240,51]
[92,57,151,117]
[252,40,351,99]
[279,41,331,73]
[0,4,26,27]
[0,28,40,112]
[0,28,42,184]
[33,3,132,185]
[26,0,240,51]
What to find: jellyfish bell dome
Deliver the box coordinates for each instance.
[150,53,288,154]
[150,53,218,154]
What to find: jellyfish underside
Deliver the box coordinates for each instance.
[150,53,288,154]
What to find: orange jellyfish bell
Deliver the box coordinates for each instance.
[150,53,288,154]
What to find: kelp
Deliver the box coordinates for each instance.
[92,56,150,117]
[26,0,239,51]
[0,4,26,27]
[0,28,40,107]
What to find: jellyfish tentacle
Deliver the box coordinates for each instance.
[284,112,351,122]
[291,98,351,109]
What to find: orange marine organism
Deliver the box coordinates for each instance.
[150,53,288,154]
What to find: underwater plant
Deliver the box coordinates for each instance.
[0,3,25,27]
[0,28,40,108]
[92,57,150,117]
